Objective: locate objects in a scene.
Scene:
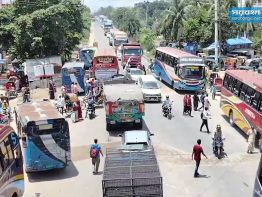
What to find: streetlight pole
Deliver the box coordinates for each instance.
[214,0,218,71]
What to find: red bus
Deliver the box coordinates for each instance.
[92,49,119,81]
[221,70,262,137]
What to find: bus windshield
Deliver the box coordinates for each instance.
[124,49,141,56]
[29,121,68,136]
[179,66,204,80]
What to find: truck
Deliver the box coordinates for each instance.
[103,20,113,36]
[103,79,145,131]
[110,30,128,48]
[102,130,163,197]
[121,43,143,68]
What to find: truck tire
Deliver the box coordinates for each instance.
[106,123,113,131]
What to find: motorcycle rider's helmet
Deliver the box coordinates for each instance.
[166,96,169,100]
[216,124,221,131]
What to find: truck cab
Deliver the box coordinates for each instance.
[121,43,143,67]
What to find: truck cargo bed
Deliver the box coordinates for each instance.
[102,148,163,197]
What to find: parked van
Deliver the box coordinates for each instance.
[138,75,162,102]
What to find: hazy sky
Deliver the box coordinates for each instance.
[85,0,154,12]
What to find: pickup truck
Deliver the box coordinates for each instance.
[102,130,163,197]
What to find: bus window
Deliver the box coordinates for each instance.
[240,84,248,100]
[252,92,261,109]
[0,141,8,169]
[245,87,255,105]
[234,80,242,97]
[4,138,14,165]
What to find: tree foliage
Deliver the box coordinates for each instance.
[139,28,156,51]
[0,0,90,61]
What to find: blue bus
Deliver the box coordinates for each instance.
[152,47,207,91]
[15,101,71,172]
[79,48,96,70]
[62,61,86,93]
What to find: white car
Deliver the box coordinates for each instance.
[124,68,143,81]
[138,75,162,102]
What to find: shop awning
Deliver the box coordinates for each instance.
[226,37,253,46]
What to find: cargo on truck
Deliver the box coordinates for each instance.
[121,43,143,67]
[111,31,128,48]
[102,145,163,197]
[103,79,144,131]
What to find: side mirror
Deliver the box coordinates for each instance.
[222,138,226,140]
[150,133,154,136]
[118,134,122,137]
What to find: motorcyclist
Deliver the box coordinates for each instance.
[85,96,95,118]
[162,96,172,114]
[213,124,224,152]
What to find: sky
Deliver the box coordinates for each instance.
[85,0,154,12]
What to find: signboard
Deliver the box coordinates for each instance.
[179,57,204,64]
[44,64,54,76]
[97,57,114,64]
[228,7,262,23]
[33,65,44,78]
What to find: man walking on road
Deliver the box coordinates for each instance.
[90,139,103,174]
[247,126,257,154]
[192,139,207,177]
[200,107,210,133]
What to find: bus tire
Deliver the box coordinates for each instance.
[229,111,234,126]
[106,123,113,131]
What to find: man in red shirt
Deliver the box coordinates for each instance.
[192,139,207,177]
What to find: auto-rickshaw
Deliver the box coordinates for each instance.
[4,80,18,98]
[213,77,223,92]
[224,57,237,70]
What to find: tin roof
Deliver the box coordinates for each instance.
[226,70,262,92]
[16,101,63,124]
[156,47,196,58]
[94,48,116,58]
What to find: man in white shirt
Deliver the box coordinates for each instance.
[57,96,65,115]
[247,126,257,154]
[204,94,211,110]
[200,107,210,133]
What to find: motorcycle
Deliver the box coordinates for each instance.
[162,102,173,119]
[212,137,225,159]
[86,104,95,119]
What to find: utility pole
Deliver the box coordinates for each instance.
[144,0,149,27]
[214,0,218,71]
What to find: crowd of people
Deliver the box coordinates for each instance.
[54,77,102,122]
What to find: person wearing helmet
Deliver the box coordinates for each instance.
[85,96,95,118]
[162,95,172,112]
[213,124,223,152]
[162,96,171,107]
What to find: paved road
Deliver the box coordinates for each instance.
[21,22,260,197]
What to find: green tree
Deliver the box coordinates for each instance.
[139,28,156,51]
[183,7,213,46]
[160,0,191,41]
[0,0,90,61]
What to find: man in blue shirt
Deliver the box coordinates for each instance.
[90,139,103,174]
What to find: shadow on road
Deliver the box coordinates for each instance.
[27,162,79,183]
[196,174,210,178]
[108,119,150,137]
